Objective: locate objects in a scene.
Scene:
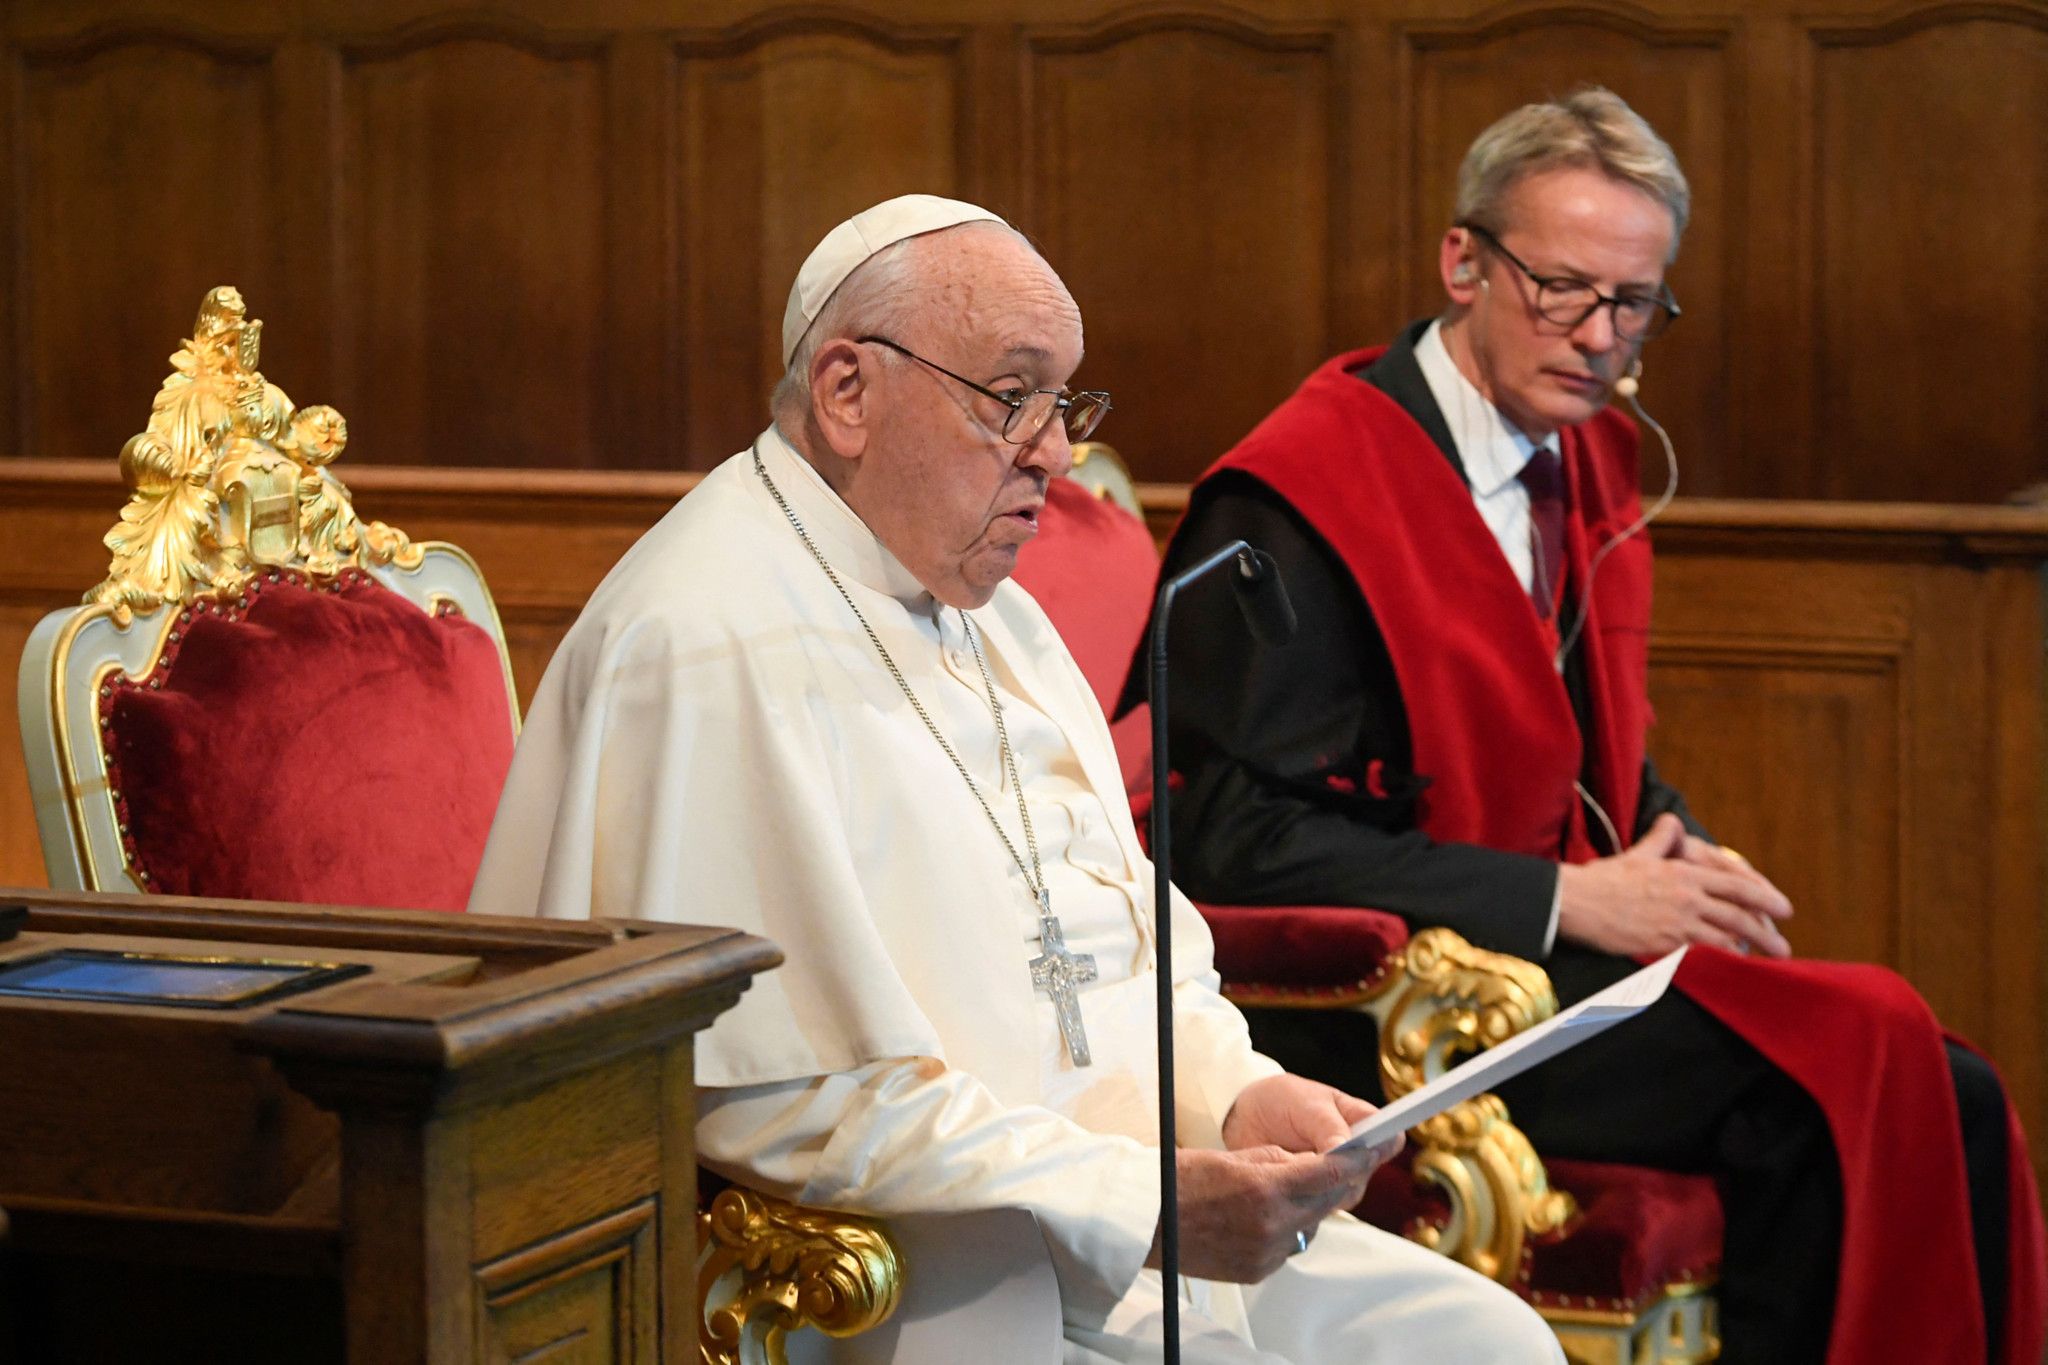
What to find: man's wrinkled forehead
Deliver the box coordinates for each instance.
[914,230,1083,366]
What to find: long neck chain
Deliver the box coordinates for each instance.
[752,443,1046,905]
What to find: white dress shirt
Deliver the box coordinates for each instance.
[1411,320,1562,594]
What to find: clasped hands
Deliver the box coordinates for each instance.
[1558,812,1793,958]
[1146,1074,1398,1284]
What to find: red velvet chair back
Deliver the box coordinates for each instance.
[98,570,515,909]
[1011,470,1157,798]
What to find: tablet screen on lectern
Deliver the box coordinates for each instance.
[0,948,369,1008]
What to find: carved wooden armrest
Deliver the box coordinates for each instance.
[698,1185,904,1365]
[1371,928,1578,1283]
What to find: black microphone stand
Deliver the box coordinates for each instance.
[1146,539,1294,1365]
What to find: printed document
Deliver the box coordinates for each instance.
[1335,946,1687,1154]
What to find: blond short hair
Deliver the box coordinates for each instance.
[1455,87,1690,250]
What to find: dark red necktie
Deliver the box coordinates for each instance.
[1518,447,1566,620]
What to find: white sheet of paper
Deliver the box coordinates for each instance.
[1333,945,1687,1155]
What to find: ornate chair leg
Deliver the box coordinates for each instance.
[697,1186,903,1365]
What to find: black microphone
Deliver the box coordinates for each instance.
[1230,547,1297,646]
[1145,538,1294,1365]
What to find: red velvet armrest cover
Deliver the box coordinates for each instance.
[1196,901,1412,996]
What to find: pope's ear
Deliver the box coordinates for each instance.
[808,339,873,460]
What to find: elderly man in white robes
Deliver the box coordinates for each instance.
[468,194,1562,1364]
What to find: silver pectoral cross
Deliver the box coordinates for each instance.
[1029,891,1098,1068]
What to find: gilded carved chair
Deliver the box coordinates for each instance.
[1016,447,1724,1365]
[14,287,906,1365]
[17,287,519,908]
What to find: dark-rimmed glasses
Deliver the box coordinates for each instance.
[859,336,1112,445]
[1460,223,1680,342]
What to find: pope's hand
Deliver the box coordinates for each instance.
[1557,813,1793,957]
[1222,1073,1392,1158]
[1143,1075,1398,1283]
[1145,1141,1388,1284]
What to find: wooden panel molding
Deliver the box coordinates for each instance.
[1646,635,1906,971]
[12,29,285,464]
[474,1200,658,1364]
[1805,5,2048,503]
[676,15,972,466]
[1024,11,1343,482]
[6,0,2047,498]
[335,26,612,470]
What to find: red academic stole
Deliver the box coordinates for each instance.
[1202,348,2045,1364]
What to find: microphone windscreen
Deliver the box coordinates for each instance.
[1232,548,1298,645]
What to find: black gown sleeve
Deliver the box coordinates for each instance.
[1160,474,1559,962]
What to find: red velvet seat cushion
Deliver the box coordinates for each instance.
[1359,1149,1723,1312]
[1525,1157,1723,1311]
[100,570,515,911]
[1198,902,1411,995]
[1012,476,1157,797]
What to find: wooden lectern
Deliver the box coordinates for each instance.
[0,887,779,1364]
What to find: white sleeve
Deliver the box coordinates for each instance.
[696,1058,1159,1326]
[1166,884,1285,1139]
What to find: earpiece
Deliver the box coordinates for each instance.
[1614,358,1643,399]
[1453,262,1477,285]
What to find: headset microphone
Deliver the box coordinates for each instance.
[1614,358,1643,400]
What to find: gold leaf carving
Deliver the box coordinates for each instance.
[1377,929,1576,1281]
[697,1187,902,1365]
[86,287,419,624]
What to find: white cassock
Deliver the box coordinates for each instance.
[468,425,1561,1364]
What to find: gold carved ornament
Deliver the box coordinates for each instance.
[697,1186,903,1365]
[89,286,421,625]
[1377,928,1579,1283]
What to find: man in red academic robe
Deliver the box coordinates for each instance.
[1149,88,2044,1364]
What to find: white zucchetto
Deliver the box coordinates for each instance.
[780,194,1009,365]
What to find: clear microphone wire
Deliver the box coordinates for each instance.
[1553,382,1680,670]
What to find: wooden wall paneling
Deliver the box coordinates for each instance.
[1646,574,1911,971]
[271,38,345,394]
[2,41,20,457]
[335,22,612,470]
[1399,6,1739,495]
[1895,560,2001,1042]
[602,33,679,473]
[1806,7,2048,503]
[1333,20,1400,352]
[1022,12,1341,484]
[674,17,970,468]
[1726,15,1812,498]
[1981,561,2047,1127]
[15,28,286,464]
[958,24,1025,215]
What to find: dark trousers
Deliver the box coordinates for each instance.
[1246,942,2012,1364]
